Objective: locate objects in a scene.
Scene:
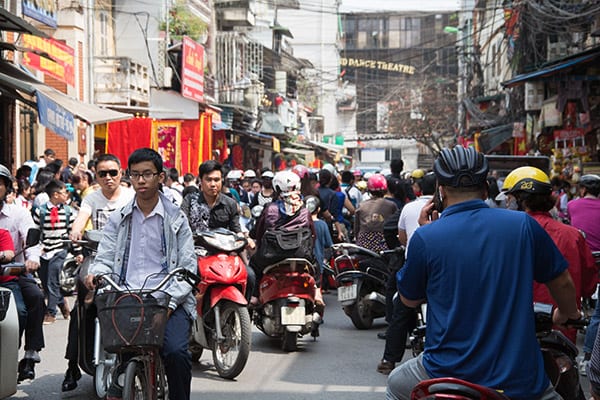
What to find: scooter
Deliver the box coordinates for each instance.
[411,377,510,399]
[253,257,321,352]
[332,243,395,329]
[189,228,251,379]
[0,229,40,399]
[60,249,79,296]
[409,303,587,400]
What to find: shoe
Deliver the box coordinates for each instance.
[24,350,41,363]
[58,303,70,319]
[106,381,123,400]
[17,358,35,382]
[377,332,387,340]
[62,364,82,392]
[376,359,395,375]
[43,313,56,325]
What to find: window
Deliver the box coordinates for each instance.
[99,12,108,56]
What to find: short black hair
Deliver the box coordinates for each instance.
[419,173,437,196]
[45,161,61,174]
[341,170,354,184]
[96,154,121,168]
[44,148,56,157]
[183,173,195,183]
[199,160,223,179]
[319,169,332,186]
[68,157,78,167]
[128,148,163,173]
[168,167,179,182]
[45,179,66,196]
[390,159,404,175]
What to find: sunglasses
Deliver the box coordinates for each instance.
[97,169,119,178]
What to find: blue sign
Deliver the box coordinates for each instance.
[36,91,75,140]
[22,0,57,28]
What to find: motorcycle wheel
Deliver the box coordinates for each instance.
[212,301,251,379]
[122,360,147,400]
[348,297,374,329]
[282,330,298,352]
[60,260,79,296]
[93,351,116,399]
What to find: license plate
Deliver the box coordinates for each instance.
[281,306,305,325]
[338,284,358,302]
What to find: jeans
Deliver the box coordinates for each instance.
[161,306,192,400]
[17,275,45,351]
[386,354,563,400]
[584,285,600,354]
[39,250,66,316]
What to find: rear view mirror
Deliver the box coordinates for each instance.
[25,228,41,247]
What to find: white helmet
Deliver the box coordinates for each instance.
[244,169,256,179]
[226,169,243,181]
[273,170,301,194]
[322,163,336,174]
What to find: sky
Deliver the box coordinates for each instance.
[338,0,461,13]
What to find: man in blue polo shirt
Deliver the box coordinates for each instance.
[386,146,580,400]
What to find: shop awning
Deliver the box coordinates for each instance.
[477,124,514,154]
[258,112,288,136]
[0,60,131,126]
[502,49,600,88]
[0,8,48,37]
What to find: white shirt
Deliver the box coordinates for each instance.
[126,199,166,289]
[397,195,433,253]
[80,187,135,230]
[0,203,41,264]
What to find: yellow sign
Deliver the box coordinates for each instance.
[340,57,415,74]
[272,137,280,152]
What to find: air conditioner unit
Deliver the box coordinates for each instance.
[525,82,544,111]
[163,67,173,89]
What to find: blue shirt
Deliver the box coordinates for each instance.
[398,199,567,399]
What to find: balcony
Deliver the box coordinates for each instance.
[215,0,256,28]
[94,57,150,107]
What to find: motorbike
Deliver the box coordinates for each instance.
[409,302,588,400]
[0,229,40,399]
[332,243,398,329]
[410,377,510,399]
[253,257,321,352]
[60,248,79,296]
[189,228,251,380]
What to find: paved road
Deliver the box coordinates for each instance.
[7,292,594,399]
[8,291,389,400]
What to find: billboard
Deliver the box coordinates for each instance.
[181,36,204,103]
[22,0,57,28]
[21,35,75,87]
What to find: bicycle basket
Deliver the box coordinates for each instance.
[96,290,171,352]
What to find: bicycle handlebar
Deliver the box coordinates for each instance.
[94,268,201,293]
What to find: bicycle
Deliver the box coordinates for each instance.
[93,268,200,400]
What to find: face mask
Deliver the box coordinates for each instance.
[281,191,303,216]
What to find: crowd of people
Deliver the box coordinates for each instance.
[1,145,600,399]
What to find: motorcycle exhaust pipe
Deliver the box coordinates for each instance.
[367,291,386,304]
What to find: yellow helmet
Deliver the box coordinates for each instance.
[411,169,425,179]
[502,166,552,195]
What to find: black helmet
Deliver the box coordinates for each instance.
[433,146,488,187]
[579,174,600,196]
[0,164,13,187]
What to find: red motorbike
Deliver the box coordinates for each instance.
[189,228,251,380]
[253,258,321,352]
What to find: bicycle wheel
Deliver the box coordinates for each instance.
[155,355,169,400]
[122,360,147,400]
[212,301,251,379]
[93,351,116,399]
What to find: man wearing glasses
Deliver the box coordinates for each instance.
[62,154,135,392]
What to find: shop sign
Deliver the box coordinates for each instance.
[21,35,75,87]
[553,128,584,140]
[340,57,415,75]
[181,36,204,102]
[22,0,57,28]
[36,91,75,140]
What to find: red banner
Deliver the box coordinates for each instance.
[553,128,584,140]
[21,35,75,87]
[181,36,204,102]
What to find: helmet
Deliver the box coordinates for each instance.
[243,169,256,179]
[261,170,274,179]
[356,181,367,191]
[273,171,301,194]
[322,163,336,174]
[411,169,425,180]
[292,164,309,179]
[434,146,488,187]
[363,172,374,180]
[353,169,362,177]
[0,164,13,187]
[502,166,552,195]
[226,169,243,181]
[579,174,600,195]
[367,174,387,192]
[304,195,321,214]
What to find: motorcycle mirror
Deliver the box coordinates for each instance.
[25,228,41,247]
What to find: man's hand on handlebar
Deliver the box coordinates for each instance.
[69,230,83,242]
[25,260,39,274]
[84,273,96,291]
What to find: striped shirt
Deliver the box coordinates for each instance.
[33,202,81,256]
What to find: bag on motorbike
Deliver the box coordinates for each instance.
[254,227,314,269]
